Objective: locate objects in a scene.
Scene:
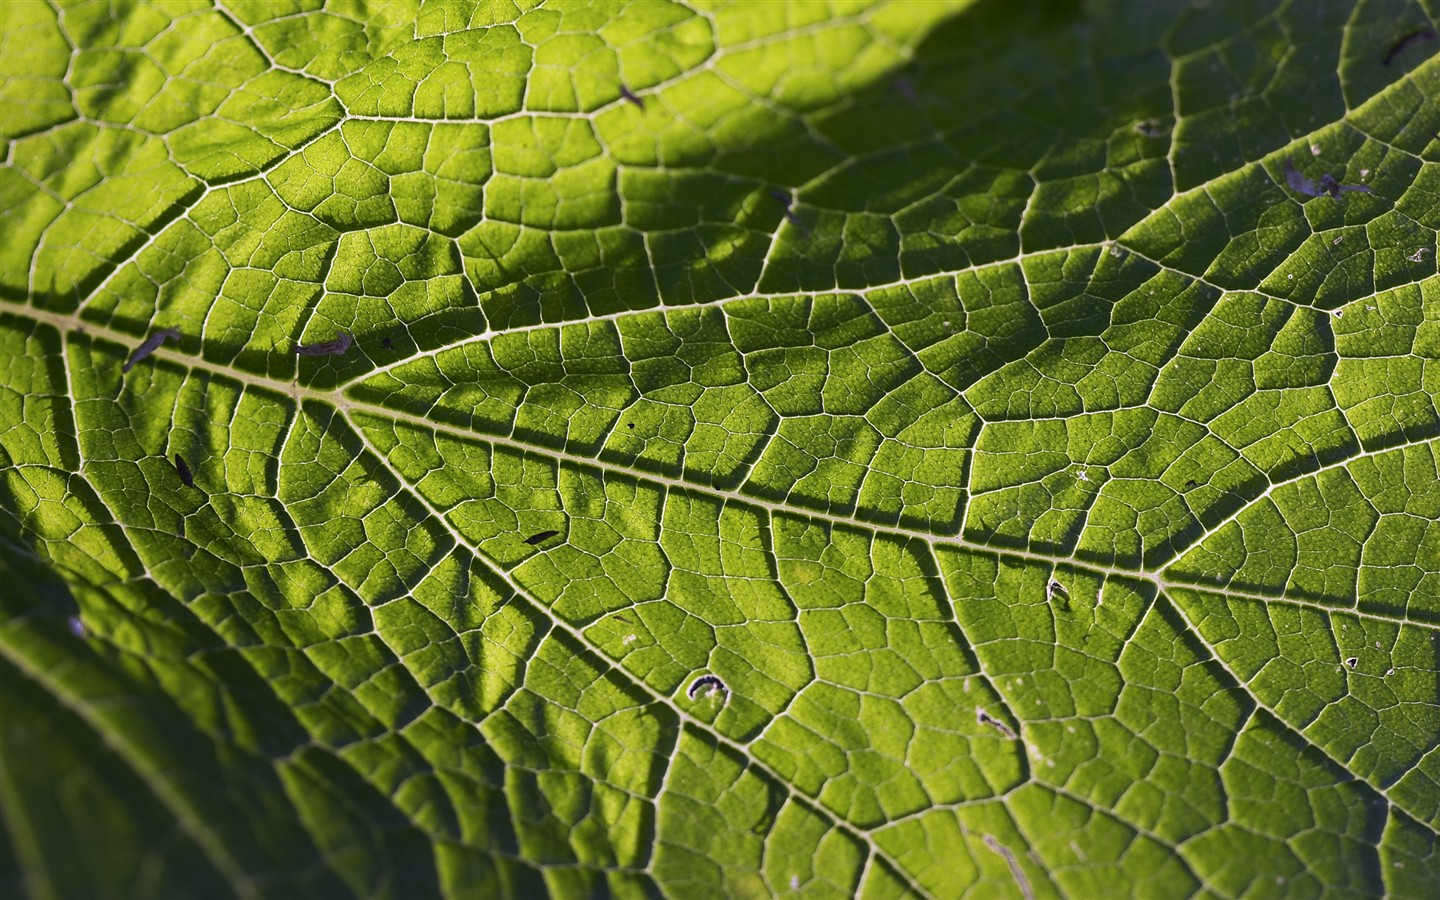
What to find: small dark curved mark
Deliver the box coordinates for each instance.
[381,337,394,350]
[1185,478,1198,488]
[768,188,808,235]
[174,453,195,488]
[766,187,800,218]
[1284,157,1370,199]
[977,708,1017,739]
[1345,657,1359,670]
[1384,27,1437,65]
[294,332,353,357]
[688,674,728,700]
[524,529,561,546]
[123,327,181,373]
[1046,579,1071,611]
[619,85,644,109]
[626,422,635,429]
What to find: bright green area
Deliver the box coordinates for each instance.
[2,0,1439,897]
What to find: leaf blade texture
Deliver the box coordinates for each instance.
[2,1,1439,897]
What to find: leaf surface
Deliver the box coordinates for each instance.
[3,1,1440,897]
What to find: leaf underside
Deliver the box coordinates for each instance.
[2,0,1440,897]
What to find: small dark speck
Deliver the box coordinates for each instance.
[620,85,644,109]
[1185,479,1198,488]
[524,529,561,546]
[175,453,195,488]
[626,422,635,429]
[381,337,394,350]
[1346,657,1359,669]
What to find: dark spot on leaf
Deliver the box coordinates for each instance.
[768,188,809,236]
[1384,27,1437,65]
[123,327,181,373]
[1285,157,1321,197]
[688,674,728,700]
[174,453,195,488]
[1133,118,1168,138]
[524,530,560,546]
[294,332,353,357]
[381,337,393,350]
[1046,579,1072,611]
[1284,157,1369,199]
[1320,174,1370,197]
[977,708,1017,739]
[626,422,635,429]
[1185,479,1197,488]
[619,85,644,109]
[1346,657,1358,669]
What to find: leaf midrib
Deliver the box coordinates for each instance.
[10,300,1434,635]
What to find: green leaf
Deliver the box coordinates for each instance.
[2,0,1438,896]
